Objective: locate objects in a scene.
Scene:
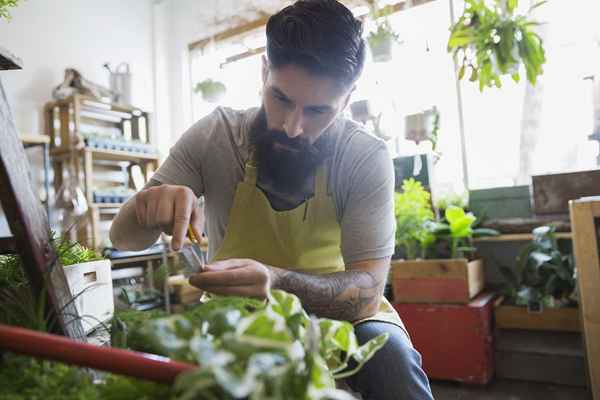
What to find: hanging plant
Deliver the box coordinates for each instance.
[193,78,226,103]
[0,0,20,21]
[366,2,400,63]
[447,0,547,91]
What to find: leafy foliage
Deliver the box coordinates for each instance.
[394,180,498,260]
[498,225,577,308]
[431,206,499,259]
[0,0,20,21]
[113,291,388,399]
[194,79,226,103]
[394,178,436,259]
[448,0,547,91]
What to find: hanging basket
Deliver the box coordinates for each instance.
[368,34,394,63]
[194,79,226,103]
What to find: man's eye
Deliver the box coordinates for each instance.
[307,108,326,116]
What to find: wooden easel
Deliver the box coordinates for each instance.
[570,197,600,399]
[0,48,85,340]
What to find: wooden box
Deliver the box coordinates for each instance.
[391,258,484,303]
[495,304,581,332]
[394,292,496,384]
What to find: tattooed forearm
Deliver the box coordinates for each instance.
[270,269,385,322]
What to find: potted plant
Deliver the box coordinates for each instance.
[495,225,580,332]
[193,78,226,103]
[366,1,400,63]
[447,0,546,91]
[0,234,112,334]
[391,178,498,303]
[0,0,20,21]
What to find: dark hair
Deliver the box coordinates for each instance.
[266,0,366,87]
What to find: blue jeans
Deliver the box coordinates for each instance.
[345,321,434,400]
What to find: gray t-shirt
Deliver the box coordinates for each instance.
[152,107,396,265]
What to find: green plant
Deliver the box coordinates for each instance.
[366,1,400,62]
[499,225,577,308]
[52,234,102,266]
[194,78,226,103]
[394,178,436,259]
[432,205,499,259]
[0,0,20,21]
[447,0,546,91]
[113,290,387,399]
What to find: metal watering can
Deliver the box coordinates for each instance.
[104,62,132,105]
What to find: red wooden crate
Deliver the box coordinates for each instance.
[394,292,496,384]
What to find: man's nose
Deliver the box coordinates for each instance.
[283,109,304,138]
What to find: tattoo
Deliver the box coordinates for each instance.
[272,269,384,322]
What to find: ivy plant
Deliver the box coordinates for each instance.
[447,0,547,91]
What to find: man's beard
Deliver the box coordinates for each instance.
[249,108,330,195]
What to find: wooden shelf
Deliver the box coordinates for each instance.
[93,202,125,208]
[51,147,159,163]
[475,232,572,242]
[19,134,50,145]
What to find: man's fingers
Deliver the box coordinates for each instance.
[188,267,261,288]
[193,285,264,299]
[135,192,148,227]
[205,259,250,271]
[171,194,194,251]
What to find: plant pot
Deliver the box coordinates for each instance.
[494,302,581,332]
[368,35,393,63]
[391,258,484,303]
[63,259,114,333]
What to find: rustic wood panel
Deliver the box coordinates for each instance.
[533,170,600,214]
[0,77,85,340]
[495,305,581,332]
[570,198,600,399]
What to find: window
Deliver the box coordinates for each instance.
[187,0,600,193]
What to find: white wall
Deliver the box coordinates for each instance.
[0,0,155,135]
[0,0,155,236]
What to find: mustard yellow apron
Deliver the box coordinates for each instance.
[213,160,405,331]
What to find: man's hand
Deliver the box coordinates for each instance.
[188,259,273,299]
[135,184,203,250]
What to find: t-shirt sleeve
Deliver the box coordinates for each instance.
[151,112,218,196]
[340,140,396,264]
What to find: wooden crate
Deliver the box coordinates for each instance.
[391,258,484,303]
[495,304,581,332]
[570,197,600,399]
[495,329,587,387]
[394,292,496,384]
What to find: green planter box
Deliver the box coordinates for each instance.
[469,185,532,219]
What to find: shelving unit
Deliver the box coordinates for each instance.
[45,94,159,249]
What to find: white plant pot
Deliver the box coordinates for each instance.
[63,259,114,334]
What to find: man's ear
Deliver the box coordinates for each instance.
[261,55,269,85]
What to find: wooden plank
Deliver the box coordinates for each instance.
[533,170,600,214]
[570,198,600,399]
[496,350,587,386]
[391,258,470,279]
[19,133,50,145]
[495,305,581,332]
[0,77,85,340]
[495,329,584,357]
[187,0,435,52]
[474,232,572,242]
